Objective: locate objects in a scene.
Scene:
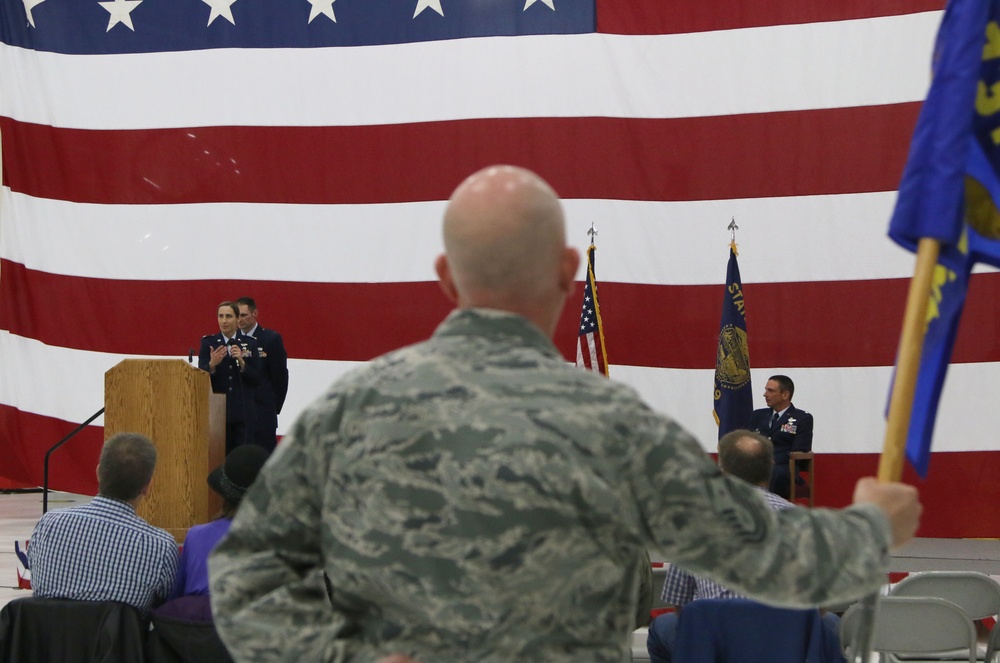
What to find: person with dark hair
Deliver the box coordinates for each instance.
[236,296,289,453]
[198,300,262,454]
[647,429,797,663]
[748,374,814,498]
[170,445,270,601]
[26,432,178,613]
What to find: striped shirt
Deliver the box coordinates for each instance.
[661,487,794,605]
[27,496,178,613]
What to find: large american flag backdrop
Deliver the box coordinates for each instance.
[1,0,995,536]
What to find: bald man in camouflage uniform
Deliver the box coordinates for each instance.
[210,165,921,663]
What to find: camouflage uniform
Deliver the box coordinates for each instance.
[210,309,891,663]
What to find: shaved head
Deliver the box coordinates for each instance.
[436,166,579,336]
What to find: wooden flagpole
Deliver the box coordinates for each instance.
[852,236,940,662]
[879,237,942,481]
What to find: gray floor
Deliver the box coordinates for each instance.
[890,537,1000,574]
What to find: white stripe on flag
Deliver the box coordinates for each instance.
[0,13,939,129]
[10,187,989,285]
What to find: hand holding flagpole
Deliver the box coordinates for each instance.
[848,0,992,653]
[849,238,937,663]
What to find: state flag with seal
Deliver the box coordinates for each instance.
[713,243,752,438]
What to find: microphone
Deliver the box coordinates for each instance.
[188,348,194,363]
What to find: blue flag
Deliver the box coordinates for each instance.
[888,0,1000,476]
[713,245,752,438]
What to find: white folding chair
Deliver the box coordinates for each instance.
[841,596,977,663]
[986,622,1000,663]
[650,565,669,611]
[631,565,670,662]
[890,570,1000,660]
[890,571,1000,622]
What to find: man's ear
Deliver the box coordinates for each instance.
[558,247,581,294]
[435,254,459,303]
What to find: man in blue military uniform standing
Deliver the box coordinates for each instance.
[199,301,261,454]
[748,374,813,498]
[236,296,288,453]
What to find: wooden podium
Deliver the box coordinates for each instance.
[105,359,225,542]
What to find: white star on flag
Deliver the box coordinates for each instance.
[21,0,46,27]
[203,0,237,26]
[98,0,142,32]
[413,0,443,18]
[524,0,555,9]
[307,0,335,23]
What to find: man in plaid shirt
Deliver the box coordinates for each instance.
[27,432,178,614]
[647,430,795,663]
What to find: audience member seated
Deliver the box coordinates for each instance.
[647,430,839,663]
[157,444,270,622]
[26,432,178,615]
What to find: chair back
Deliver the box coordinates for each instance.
[674,598,842,663]
[841,596,977,663]
[889,570,1000,620]
[146,612,234,663]
[0,597,147,663]
[789,451,814,507]
[650,566,669,611]
[987,619,1000,663]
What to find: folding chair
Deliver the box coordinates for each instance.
[789,451,814,507]
[841,596,977,663]
[889,571,1000,622]
[987,621,1000,663]
[631,564,670,662]
[650,565,670,613]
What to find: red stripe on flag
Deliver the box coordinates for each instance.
[808,450,1000,539]
[0,259,452,362]
[597,0,945,35]
[1,105,920,205]
[8,397,1000,538]
[0,405,104,494]
[6,258,1000,368]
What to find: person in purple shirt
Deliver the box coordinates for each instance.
[158,445,269,621]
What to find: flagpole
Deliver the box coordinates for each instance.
[879,237,941,481]
[851,236,940,663]
[576,223,610,377]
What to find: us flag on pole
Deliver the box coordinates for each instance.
[576,243,609,376]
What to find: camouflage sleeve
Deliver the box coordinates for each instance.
[619,405,891,608]
[209,401,389,663]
